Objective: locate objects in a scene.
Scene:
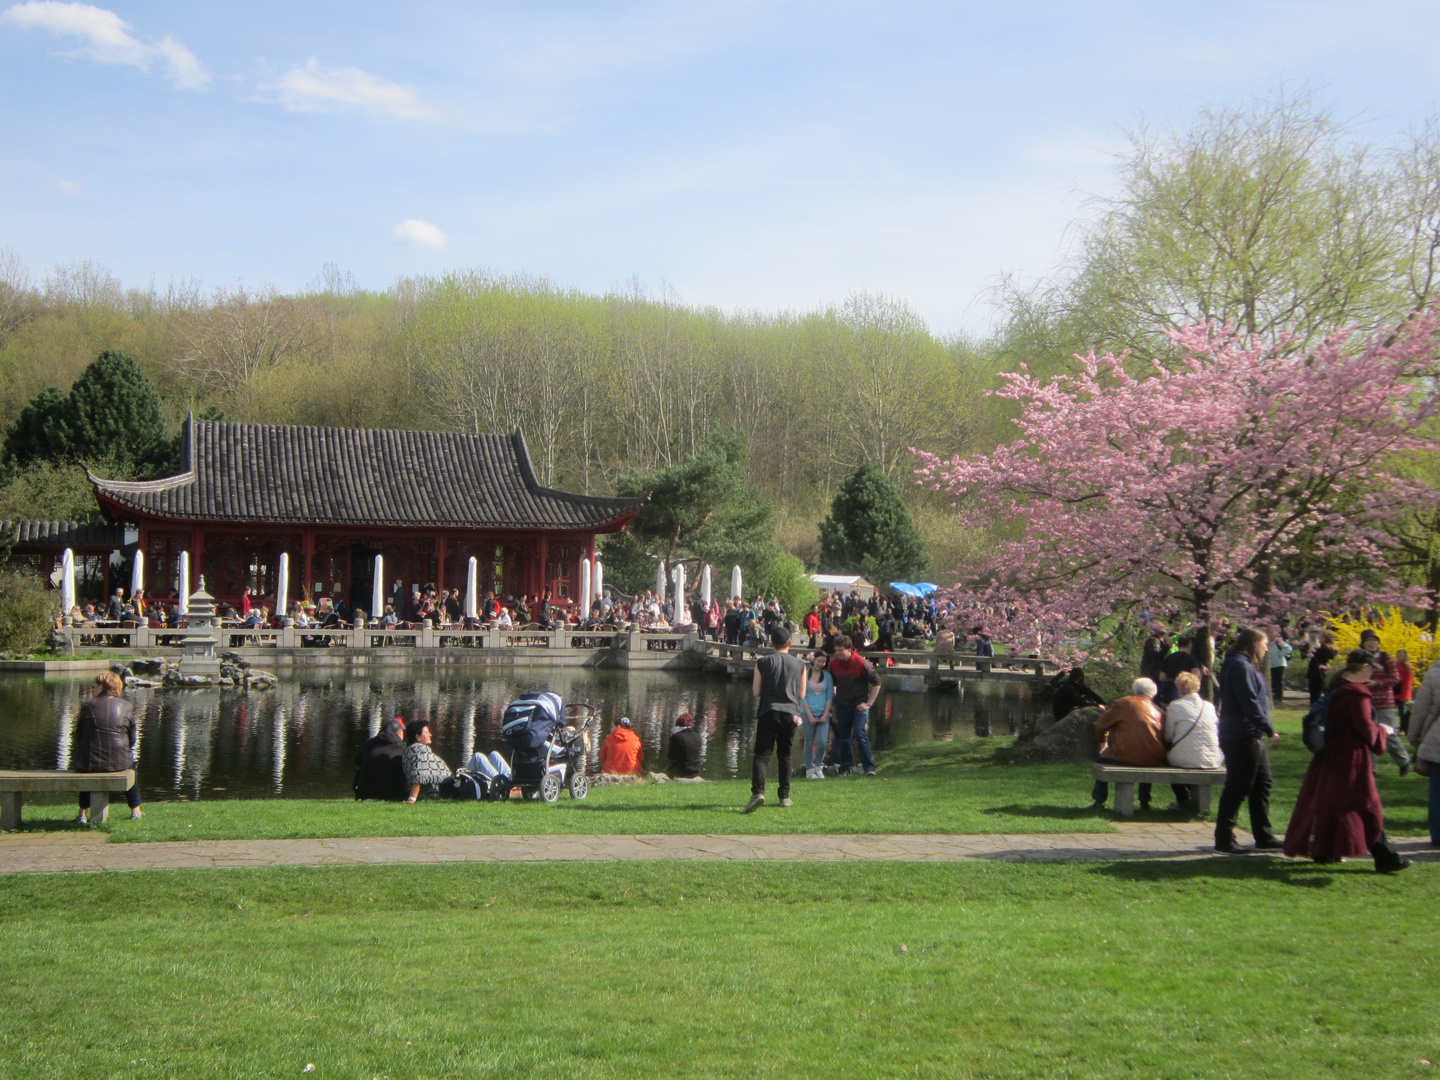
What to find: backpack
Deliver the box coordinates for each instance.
[1302,690,1335,754]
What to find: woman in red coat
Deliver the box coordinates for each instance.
[1283,650,1411,872]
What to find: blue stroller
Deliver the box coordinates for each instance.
[500,692,592,802]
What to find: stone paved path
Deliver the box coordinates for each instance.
[0,824,1434,874]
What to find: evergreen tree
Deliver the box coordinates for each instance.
[3,351,172,475]
[819,462,928,584]
[2,386,76,468]
[602,429,778,594]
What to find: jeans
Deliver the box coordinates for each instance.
[828,703,875,773]
[802,720,829,771]
[1090,756,1153,807]
[1429,767,1440,845]
[79,783,141,811]
[751,710,798,798]
[467,752,511,784]
[1270,667,1286,703]
[1215,736,1277,845]
[1372,708,1411,772]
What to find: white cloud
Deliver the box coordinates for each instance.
[392,219,448,250]
[269,58,435,119]
[1,2,209,90]
[54,177,81,194]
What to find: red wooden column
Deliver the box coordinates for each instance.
[536,534,548,599]
[435,535,447,593]
[302,529,315,599]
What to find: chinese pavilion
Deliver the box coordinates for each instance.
[88,416,644,611]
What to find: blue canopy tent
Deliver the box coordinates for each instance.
[889,582,921,598]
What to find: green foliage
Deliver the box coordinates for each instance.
[605,428,778,594]
[0,459,134,522]
[759,551,819,620]
[0,571,57,654]
[3,351,172,475]
[819,461,928,584]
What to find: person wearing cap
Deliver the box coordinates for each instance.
[743,625,807,812]
[667,712,704,779]
[1282,650,1411,872]
[600,717,644,775]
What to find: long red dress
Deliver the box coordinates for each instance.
[1282,680,1389,860]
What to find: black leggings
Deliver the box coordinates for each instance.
[79,784,141,810]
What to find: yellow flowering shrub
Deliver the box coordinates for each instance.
[1326,607,1438,675]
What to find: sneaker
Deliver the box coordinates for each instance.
[72,814,88,826]
[863,769,877,777]
[1214,839,1252,855]
[1088,800,1106,811]
[1376,855,1413,874]
[741,794,765,814]
[1252,838,1283,851]
[778,797,792,807]
[130,809,145,820]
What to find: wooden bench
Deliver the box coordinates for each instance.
[0,770,136,829]
[1091,764,1227,817]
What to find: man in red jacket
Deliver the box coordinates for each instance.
[1360,630,1412,775]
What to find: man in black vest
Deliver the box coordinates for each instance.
[744,626,807,813]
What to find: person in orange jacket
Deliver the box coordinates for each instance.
[600,717,644,775]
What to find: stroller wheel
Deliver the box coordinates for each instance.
[540,773,562,803]
[569,772,589,800]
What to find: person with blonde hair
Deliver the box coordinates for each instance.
[72,671,142,823]
[1163,670,1224,810]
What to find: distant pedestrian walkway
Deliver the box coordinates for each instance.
[0,825,1434,874]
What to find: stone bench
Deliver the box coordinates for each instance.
[0,770,136,829]
[1091,764,1227,817]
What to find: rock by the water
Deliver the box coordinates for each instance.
[162,670,215,687]
[219,650,251,670]
[124,676,161,688]
[130,657,166,674]
[1011,706,1101,764]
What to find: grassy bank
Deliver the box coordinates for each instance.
[10,708,1431,842]
[1,860,1436,1078]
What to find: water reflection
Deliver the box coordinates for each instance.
[0,670,1034,801]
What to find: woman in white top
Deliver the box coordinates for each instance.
[1163,671,1225,810]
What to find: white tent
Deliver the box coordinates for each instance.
[592,556,604,604]
[730,564,742,601]
[178,551,190,614]
[579,558,592,614]
[131,550,144,598]
[700,564,712,607]
[59,548,75,614]
[673,563,688,623]
[275,553,289,620]
[371,554,384,619]
[655,560,666,604]
[464,557,478,619]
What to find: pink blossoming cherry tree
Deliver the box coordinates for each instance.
[912,314,1440,660]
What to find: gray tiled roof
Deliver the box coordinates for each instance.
[1,520,128,549]
[89,417,644,531]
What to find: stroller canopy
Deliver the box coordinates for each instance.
[502,692,565,752]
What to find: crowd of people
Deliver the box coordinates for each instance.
[1061,618,1437,872]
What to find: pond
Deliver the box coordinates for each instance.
[0,669,1039,801]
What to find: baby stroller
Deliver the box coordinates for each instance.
[500,692,593,802]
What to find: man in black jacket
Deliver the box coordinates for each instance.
[354,718,408,801]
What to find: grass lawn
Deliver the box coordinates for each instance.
[0,859,1436,1079]
[10,708,1432,842]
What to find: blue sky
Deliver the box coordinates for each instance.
[2,0,1438,335]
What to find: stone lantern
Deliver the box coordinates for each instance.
[178,578,221,679]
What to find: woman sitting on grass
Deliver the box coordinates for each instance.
[402,720,453,803]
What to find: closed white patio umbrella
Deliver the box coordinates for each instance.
[592,556,604,604]
[673,563,687,624]
[579,558,592,614]
[465,557,478,619]
[178,551,190,614]
[275,553,289,620]
[700,564,712,607]
[655,560,666,605]
[59,548,75,615]
[131,550,144,598]
[371,554,384,619]
[730,564,742,601]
